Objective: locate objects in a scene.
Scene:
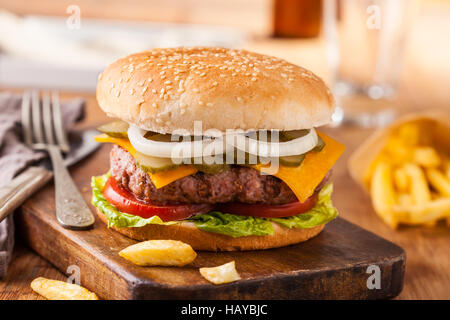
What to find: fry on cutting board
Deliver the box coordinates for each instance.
[362,120,450,229]
[199,261,241,285]
[119,240,197,266]
[30,277,99,300]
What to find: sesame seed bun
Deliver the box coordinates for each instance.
[96,207,325,251]
[96,47,334,134]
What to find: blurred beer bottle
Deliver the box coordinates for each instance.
[273,0,322,38]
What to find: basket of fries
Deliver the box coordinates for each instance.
[348,111,450,229]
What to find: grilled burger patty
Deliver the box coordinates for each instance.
[110,145,306,205]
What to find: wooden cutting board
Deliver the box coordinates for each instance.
[15,145,406,300]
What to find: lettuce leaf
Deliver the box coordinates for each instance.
[189,211,274,238]
[91,174,175,228]
[91,174,338,238]
[270,184,338,229]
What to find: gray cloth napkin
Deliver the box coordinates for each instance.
[0,92,85,278]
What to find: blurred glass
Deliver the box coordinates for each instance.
[323,0,418,127]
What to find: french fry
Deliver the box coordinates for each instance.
[426,168,450,197]
[363,153,390,187]
[199,261,241,285]
[444,159,450,179]
[397,122,421,146]
[393,167,410,192]
[404,163,431,205]
[30,277,98,300]
[413,147,441,168]
[398,193,413,206]
[370,161,398,228]
[384,136,413,164]
[392,198,450,225]
[119,240,197,266]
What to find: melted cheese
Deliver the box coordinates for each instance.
[252,132,345,202]
[95,131,344,197]
[94,134,197,188]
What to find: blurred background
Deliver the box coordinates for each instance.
[0,0,449,125]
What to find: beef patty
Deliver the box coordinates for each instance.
[110,145,305,205]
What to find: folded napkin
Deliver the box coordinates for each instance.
[0,92,85,278]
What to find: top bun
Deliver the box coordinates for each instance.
[97,47,334,134]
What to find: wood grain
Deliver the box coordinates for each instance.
[1,0,450,300]
[0,100,448,300]
[11,141,405,300]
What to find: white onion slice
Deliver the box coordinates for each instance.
[227,129,318,157]
[127,125,232,159]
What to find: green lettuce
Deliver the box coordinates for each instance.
[189,211,274,237]
[91,174,338,238]
[91,174,175,228]
[270,184,338,229]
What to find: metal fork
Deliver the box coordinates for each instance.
[21,90,94,230]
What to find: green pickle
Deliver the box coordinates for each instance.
[97,121,129,138]
[135,152,180,174]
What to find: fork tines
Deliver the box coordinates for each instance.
[21,90,70,153]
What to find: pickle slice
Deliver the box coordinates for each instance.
[279,129,309,142]
[312,135,325,152]
[144,132,180,142]
[190,155,229,174]
[135,152,180,174]
[194,163,230,174]
[97,121,129,138]
[279,154,305,167]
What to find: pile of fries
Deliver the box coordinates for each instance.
[365,121,450,229]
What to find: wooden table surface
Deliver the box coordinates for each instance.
[1,1,450,300]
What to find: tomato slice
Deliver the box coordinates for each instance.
[103,177,213,221]
[216,194,318,218]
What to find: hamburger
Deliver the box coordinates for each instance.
[92,47,345,251]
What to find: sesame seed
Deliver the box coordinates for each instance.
[129,88,135,94]
[199,101,204,106]
[251,77,257,81]
[152,102,158,108]
[152,89,157,94]
[206,102,213,107]
[165,80,172,85]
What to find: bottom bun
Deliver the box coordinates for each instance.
[96,208,324,251]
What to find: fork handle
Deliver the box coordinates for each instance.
[0,167,53,223]
[47,145,95,230]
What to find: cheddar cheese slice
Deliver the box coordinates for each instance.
[94,134,198,188]
[95,131,344,199]
[252,132,345,202]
